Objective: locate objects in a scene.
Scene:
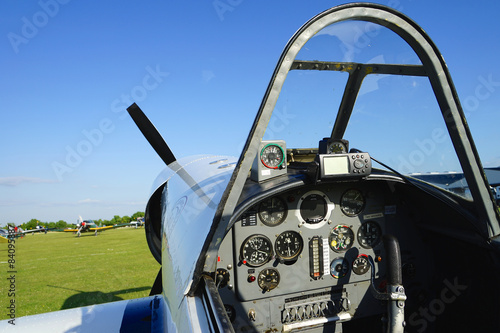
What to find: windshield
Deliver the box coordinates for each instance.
[264,20,471,198]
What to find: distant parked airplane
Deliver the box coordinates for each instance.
[64,216,113,237]
[4,225,47,237]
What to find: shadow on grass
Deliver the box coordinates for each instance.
[47,285,151,309]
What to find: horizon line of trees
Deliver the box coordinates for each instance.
[3,212,145,230]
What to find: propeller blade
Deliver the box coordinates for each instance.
[126,103,177,165]
[149,268,162,296]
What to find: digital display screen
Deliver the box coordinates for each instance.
[322,155,350,175]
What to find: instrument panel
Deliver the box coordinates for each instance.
[213,177,431,332]
[212,170,499,333]
[231,183,386,302]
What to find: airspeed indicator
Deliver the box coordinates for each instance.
[258,197,287,226]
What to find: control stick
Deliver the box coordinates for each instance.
[368,235,406,333]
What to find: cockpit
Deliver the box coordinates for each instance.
[136,4,500,333]
[206,4,500,333]
[215,138,482,332]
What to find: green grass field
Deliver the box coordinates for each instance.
[0,227,160,320]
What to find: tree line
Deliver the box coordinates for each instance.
[4,212,145,230]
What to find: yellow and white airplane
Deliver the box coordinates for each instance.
[64,216,113,237]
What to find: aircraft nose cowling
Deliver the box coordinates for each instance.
[144,155,236,302]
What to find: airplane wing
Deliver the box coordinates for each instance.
[21,228,46,234]
[89,226,114,231]
[64,228,78,232]
[0,295,163,332]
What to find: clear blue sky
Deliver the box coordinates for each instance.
[1,1,499,225]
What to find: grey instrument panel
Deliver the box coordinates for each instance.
[216,178,435,331]
[231,182,387,301]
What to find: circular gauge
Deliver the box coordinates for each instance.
[340,189,365,216]
[275,231,303,261]
[352,254,370,275]
[327,141,347,154]
[258,268,280,292]
[329,225,355,252]
[330,257,349,279]
[357,221,382,249]
[300,193,328,224]
[260,143,285,169]
[258,197,287,226]
[240,234,273,267]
